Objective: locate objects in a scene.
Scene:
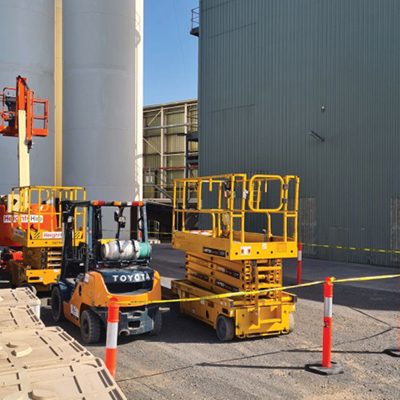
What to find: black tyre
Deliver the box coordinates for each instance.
[149,308,162,336]
[80,309,101,344]
[51,286,65,322]
[216,315,235,341]
[21,283,37,295]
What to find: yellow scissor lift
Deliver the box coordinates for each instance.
[171,173,300,341]
[1,186,86,292]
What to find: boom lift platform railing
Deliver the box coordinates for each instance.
[0,76,48,143]
[171,173,300,341]
[0,186,86,292]
[4,186,86,247]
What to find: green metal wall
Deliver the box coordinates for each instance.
[199,0,400,266]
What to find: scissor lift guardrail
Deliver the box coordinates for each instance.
[172,173,299,260]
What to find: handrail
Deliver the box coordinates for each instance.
[191,7,199,31]
[9,186,86,244]
[173,173,299,245]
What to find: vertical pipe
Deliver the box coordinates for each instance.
[159,106,165,198]
[54,0,63,186]
[184,102,188,178]
[134,0,144,201]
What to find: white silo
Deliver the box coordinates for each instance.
[0,0,55,194]
[62,0,143,202]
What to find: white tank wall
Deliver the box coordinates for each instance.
[62,0,143,202]
[0,0,55,194]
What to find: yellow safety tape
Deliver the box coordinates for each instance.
[304,243,400,255]
[332,273,400,284]
[111,273,400,306]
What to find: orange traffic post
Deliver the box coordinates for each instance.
[305,277,344,375]
[297,242,303,284]
[105,298,120,377]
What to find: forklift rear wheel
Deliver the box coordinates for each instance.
[21,283,37,295]
[80,310,101,344]
[216,315,235,341]
[149,309,162,336]
[51,286,65,322]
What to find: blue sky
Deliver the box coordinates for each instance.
[144,0,199,105]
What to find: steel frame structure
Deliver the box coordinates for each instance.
[143,99,198,201]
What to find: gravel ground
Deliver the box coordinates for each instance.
[39,245,400,400]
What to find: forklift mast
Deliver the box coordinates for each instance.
[61,201,151,280]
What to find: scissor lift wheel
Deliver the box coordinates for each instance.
[216,315,235,341]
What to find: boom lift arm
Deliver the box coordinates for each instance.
[0,75,49,186]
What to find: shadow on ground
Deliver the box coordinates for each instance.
[284,276,400,311]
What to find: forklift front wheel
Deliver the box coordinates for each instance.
[216,315,235,342]
[149,308,162,336]
[51,286,65,322]
[80,310,101,344]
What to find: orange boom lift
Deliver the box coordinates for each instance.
[0,76,86,292]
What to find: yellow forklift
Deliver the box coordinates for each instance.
[171,173,299,341]
[0,76,86,292]
[51,200,162,343]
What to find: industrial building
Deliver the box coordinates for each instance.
[196,0,400,266]
[143,99,198,200]
[142,99,198,241]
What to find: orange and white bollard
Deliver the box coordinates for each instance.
[305,277,344,375]
[105,298,120,377]
[297,242,303,284]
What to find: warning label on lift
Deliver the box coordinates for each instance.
[3,214,43,223]
[240,246,252,255]
[203,247,226,257]
[42,232,63,239]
